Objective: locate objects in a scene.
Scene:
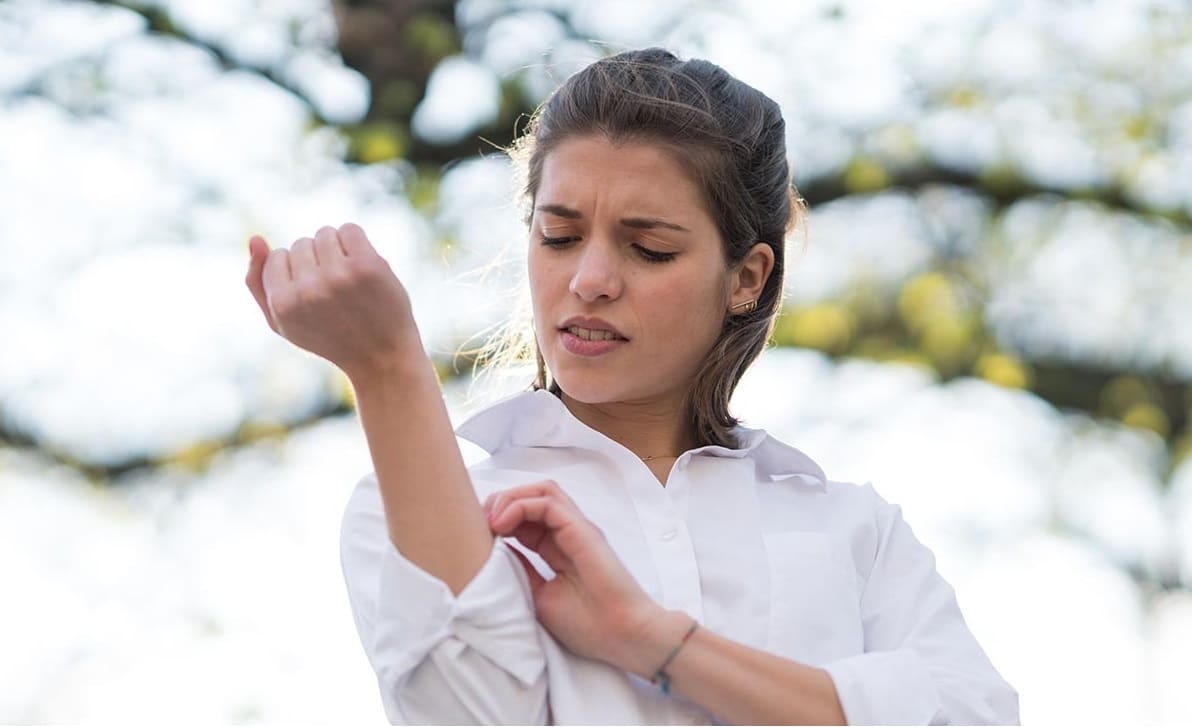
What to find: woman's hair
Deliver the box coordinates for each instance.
[496,47,804,448]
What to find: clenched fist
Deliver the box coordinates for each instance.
[244,223,423,381]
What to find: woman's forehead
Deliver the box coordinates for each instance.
[536,136,710,220]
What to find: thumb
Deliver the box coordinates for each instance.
[506,543,547,597]
[244,235,278,332]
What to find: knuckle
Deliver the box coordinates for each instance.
[270,292,297,317]
[354,257,390,284]
[324,267,354,290]
[293,279,329,304]
[316,235,341,254]
[344,252,372,273]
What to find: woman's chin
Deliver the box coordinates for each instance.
[551,366,630,403]
[552,370,682,408]
[553,378,621,404]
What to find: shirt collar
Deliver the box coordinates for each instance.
[456,389,826,489]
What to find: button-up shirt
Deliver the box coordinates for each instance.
[340,389,1019,725]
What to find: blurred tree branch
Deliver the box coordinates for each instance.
[799,163,1191,230]
[84,0,330,124]
[0,397,353,483]
[72,0,1191,233]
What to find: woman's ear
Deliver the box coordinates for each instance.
[728,242,775,309]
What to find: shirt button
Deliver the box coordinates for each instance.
[661,527,678,541]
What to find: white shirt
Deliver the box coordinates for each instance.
[340,389,1019,725]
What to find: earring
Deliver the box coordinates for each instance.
[729,299,757,315]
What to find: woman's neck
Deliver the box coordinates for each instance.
[559,392,698,461]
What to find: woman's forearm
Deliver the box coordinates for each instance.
[622,609,846,725]
[349,349,494,596]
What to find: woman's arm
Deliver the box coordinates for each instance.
[250,225,548,724]
[619,493,1020,724]
[349,355,493,595]
[341,478,548,724]
[623,610,845,724]
[245,223,492,592]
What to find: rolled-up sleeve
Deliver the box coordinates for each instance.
[339,474,548,725]
[822,485,1020,725]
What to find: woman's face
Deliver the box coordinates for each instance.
[528,134,733,407]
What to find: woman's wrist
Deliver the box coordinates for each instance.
[615,607,698,681]
[342,335,431,392]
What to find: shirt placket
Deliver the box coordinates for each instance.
[626,455,705,623]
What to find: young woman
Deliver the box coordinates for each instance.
[245,48,1019,725]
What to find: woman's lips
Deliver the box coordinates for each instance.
[560,328,628,356]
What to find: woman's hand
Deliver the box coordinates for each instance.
[483,480,665,669]
[244,224,422,381]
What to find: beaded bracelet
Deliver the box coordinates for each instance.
[650,620,699,695]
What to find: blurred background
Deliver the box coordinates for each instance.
[2,0,1191,723]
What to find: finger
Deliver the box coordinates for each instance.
[503,518,548,550]
[290,237,317,282]
[315,225,348,269]
[245,236,278,331]
[492,480,572,507]
[337,222,374,259]
[510,523,571,573]
[490,495,572,534]
[487,482,579,531]
[506,545,546,595]
[262,248,292,314]
[483,492,502,518]
[247,234,269,262]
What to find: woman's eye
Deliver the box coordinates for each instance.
[541,235,580,247]
[633,244,677,263]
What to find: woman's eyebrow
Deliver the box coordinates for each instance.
[536,203,582,219]
[536,203,688,233]
[620,216,689,233]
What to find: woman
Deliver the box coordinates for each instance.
[244,49,1019,725]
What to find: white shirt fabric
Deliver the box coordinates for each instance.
[340,389,1019,725]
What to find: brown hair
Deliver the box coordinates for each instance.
[502,47,803,448]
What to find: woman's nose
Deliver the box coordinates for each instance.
[569,240,623,302]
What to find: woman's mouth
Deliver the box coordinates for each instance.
[560,326,628,356]
[564,325,626,341]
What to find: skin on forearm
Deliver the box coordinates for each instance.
[619,609,847,726]
[349,347,494,597]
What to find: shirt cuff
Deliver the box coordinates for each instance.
[371,537,545,687]
[822,649,946,725]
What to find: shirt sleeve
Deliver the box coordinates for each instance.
[821,484,1020,725]
[339,473,548,725]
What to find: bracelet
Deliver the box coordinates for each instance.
[650,619,699,695]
